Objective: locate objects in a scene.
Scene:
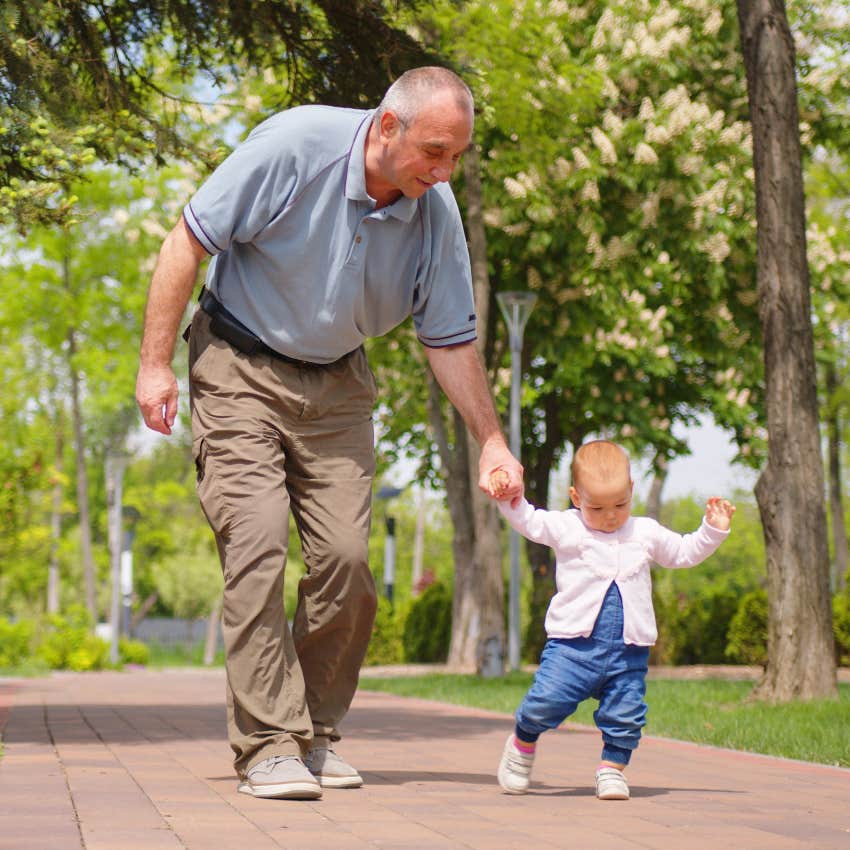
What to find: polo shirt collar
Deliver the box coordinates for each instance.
[345,110,418,223]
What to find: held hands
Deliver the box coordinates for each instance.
[478,438,523,507]
[488,468,511,499]
[135,363,179,435]
[705,496,736,531]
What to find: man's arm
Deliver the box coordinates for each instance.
[135,217,208,435]
[424,341,523,501]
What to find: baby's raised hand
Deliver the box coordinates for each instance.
[705,496,736,531]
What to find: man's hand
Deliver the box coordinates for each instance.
[479,438,523,507]
[705,496,736,531]
[135,218,206,435]
[136,363,179,435]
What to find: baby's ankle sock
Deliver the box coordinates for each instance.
[514,737,536,754]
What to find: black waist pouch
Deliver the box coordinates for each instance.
[200,288,266,356]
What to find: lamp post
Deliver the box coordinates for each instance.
[105,448,127,665]
[377,485,404,603]
[496,291,537,671]
[121,506,141,638]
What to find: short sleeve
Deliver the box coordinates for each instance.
[412,186,477,347]
[183,114,300,255]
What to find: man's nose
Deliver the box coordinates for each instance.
[431,163,454,182]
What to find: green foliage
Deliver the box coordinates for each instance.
[0,0,429,229]
[364,597,406,666]
[0,617,34,667]
[119,638,150,666]
[833,593,850,664]
[152,540,221,622]
[656,588,741,665]
[35,606,110,671]
[725,588,768,665]
[403,582,452,663]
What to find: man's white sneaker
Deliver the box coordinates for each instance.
[304,746,363,788]
[497,734,535,794]
[595,766,630,800]
[237,755,322,799]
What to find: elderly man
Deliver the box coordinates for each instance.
[136,66,522,800]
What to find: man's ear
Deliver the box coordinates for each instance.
[379,110,402,143]
[569,485,580,507]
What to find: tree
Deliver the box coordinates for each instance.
[0,0,431,228]
[736,0,836,700]
[396,0,764,661]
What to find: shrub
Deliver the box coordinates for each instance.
[833,593,850,664]
[655,589,739,664]
[119,638,151,666]
[403,581,452,663]
[725,588,768,665]
[35,607,110,671]
[0,618,34,668]
[364,597,405,666]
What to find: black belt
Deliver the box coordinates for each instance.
[197,287,352,369]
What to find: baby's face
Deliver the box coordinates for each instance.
[569,473,633,533]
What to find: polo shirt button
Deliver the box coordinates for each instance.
[355,236,362,244]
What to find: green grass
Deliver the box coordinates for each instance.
[358,672,850,768]
[143,642,226,668]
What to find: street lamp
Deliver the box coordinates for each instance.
[496,290,537,671]
[377,485,404,603]
[121,506,141,638]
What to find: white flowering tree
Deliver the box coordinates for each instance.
[388,0,766,659]
[380,0,850,666]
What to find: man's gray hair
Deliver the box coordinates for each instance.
[376,66,473,127]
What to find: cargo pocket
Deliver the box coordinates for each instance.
[192,437,207,484]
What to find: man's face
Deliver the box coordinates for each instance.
[569,474,634,534]
[377,93,473,200]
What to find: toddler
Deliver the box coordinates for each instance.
[489,440,735,800]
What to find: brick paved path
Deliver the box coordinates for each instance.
[0,669,847,849]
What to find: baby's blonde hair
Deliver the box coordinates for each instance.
[571,440,631,489]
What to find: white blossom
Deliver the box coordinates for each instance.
[550,157,572,181]
[634,142,658,165]
[504,177,527,199]
[704,7,723,35]
[639,97,655,121]
[645,124,672,145]
[572,147,592,169]
[701,232,731,263]
[580,180,600,202]
[603,110,624,138]
[591,127,618,164]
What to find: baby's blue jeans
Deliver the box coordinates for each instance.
[515,582,649,766]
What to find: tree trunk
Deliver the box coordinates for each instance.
[203,596,221,665]
[67,324,98,623]
[825,362,848,592]
[645,458,668,521]
[130,591,159,632]
[411,488,426,596]
[736,0,836,700]
[426,145,506,672]
[524,386,564,662]
[47,415,63,615]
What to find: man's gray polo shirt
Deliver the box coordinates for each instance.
[183,105,476,363]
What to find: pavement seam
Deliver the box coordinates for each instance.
[43,700,86,850]
[75,702,189,848]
